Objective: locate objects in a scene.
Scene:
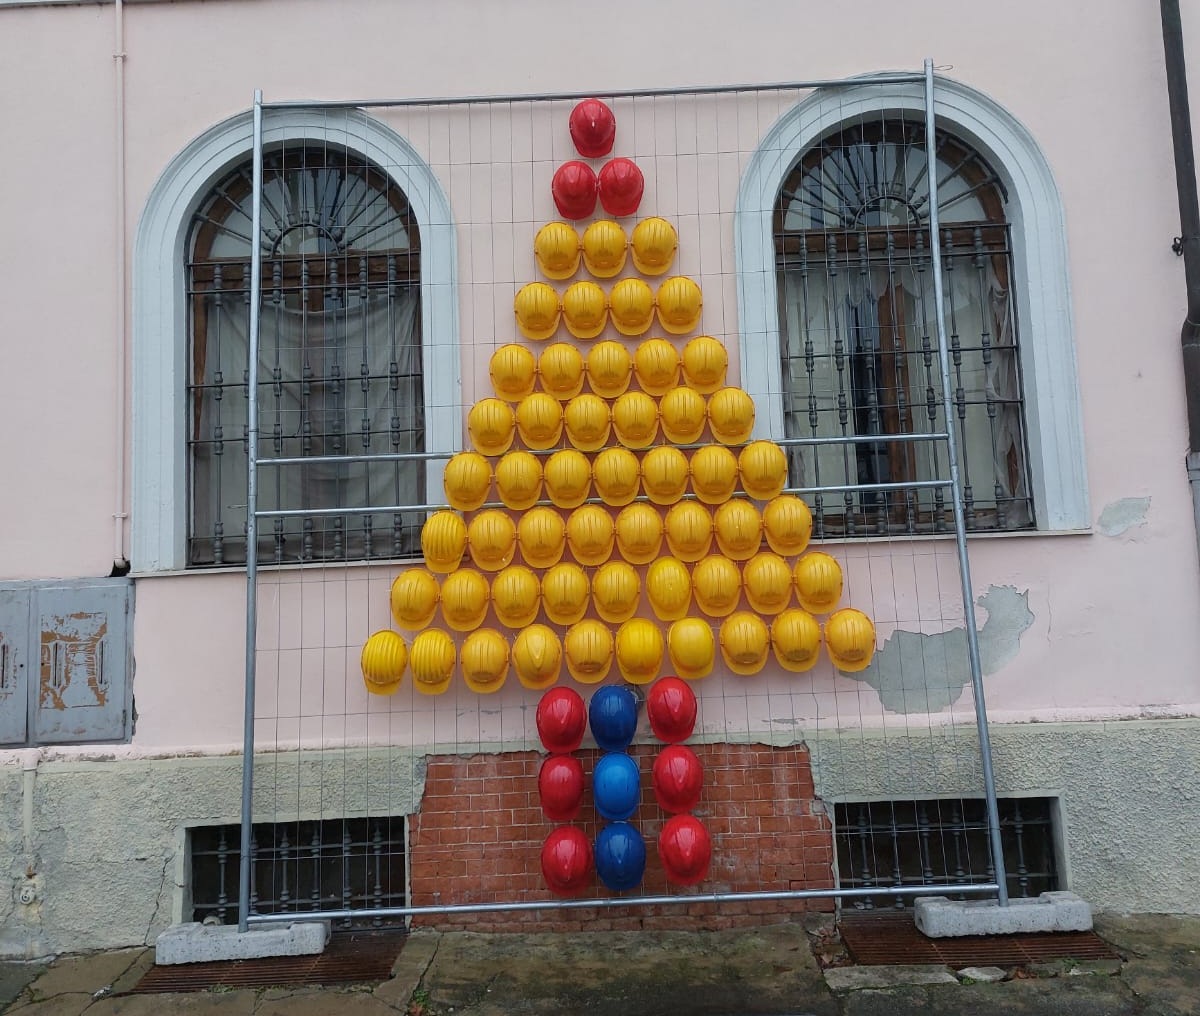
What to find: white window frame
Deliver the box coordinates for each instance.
[132,110,460,572]
[735,77,1088,532]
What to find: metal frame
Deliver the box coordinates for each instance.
[237,60,1009,930]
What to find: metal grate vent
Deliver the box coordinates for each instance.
[835,797,1057,909]
[190,816,407,930]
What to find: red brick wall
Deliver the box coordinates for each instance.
[408,742,834,931]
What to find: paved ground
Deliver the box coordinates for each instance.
[2,914,1198,1015]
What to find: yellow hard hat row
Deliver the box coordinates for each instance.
[465,385,758,458]
[535,217,679,281]
[490,337,729,401]
[444,442,788,514]
[361,606,877,695]
[515,277,702,340]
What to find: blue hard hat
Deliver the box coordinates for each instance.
[588,685,639,752]
[592,751,641,821]
[594,821,647,892]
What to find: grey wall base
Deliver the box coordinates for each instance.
[155,921,330,965]
[914,892,1093,938]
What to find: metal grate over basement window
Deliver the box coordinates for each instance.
[835,797,1058,909]
[190,817,407,930]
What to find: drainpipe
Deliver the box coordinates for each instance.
[111,0,130,575]
[1161,0,1200,569]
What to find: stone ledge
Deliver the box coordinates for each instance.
[824,963,959,991]
[154,921,330,965]
[915,892,1093,938]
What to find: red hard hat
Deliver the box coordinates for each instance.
[597,158,644,217]
[538,755,585,821]
[541,826,593,896]
[569,98,617,158]
[646,676,698,744]
[552,161,598,220]
[536,686,587,754]
[651,744,704,814]
[658,815,712,886]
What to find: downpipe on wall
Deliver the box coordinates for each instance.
[111,0,130,575]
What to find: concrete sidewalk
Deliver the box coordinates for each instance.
[3,914,1198,1015]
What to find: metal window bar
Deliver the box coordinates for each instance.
[237,62,1011,930]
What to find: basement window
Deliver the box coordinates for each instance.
[190,817,407,929]
[834,797,1059,909]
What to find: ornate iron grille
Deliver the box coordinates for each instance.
[191,817,408,930]
[776,120,1034,537]
[186,146,425,567]
[835,797,1058,910]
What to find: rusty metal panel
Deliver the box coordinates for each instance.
[0,586,31,746]
[33,580,132,744]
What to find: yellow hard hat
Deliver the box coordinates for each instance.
[581,219,628,278]
[616,618,665,685]
[586,340,633,398]
[762,495,813,557]
[538,342,585,400]
[517,506,567,569]
[668,617,715,680]
[534,221,581,280]
[692,555,743,618]
[719,612,770,676]
[630,216,678,276]
[633,338,680,396]
[361,630,408,695]
[646,557,693,621]
[563,393,612,452]
[592,447,640,507]
[489,343,537,401]
[467,397,516,456]
[564,619,614,683]
[440,567,491,632]
[689,445,738,505]
[824,608,877,673]
[612,390,660,449]
[421,510,468,574]
[544,448,593,509]
[466,510,517,572]
[512,623,563,690]
[443,451,493,513]
[562,280,609,340]
[542,562,590,625]
[491,565,542,629]
[390,569,440,630]
[609,278,655,336]
[592,561,641,624]
[566,504,615,566]
[656,276,703,335]
[640,445,690,505]
[460,628,510,694]
[739,441,788,501]
[410,628,457,695]
[712,500,761,561]
[664,501,713,562]
[680,336,728,394]
[515,392,564,450]
[707,388,756,445]
[495,450,544,510]
[793,551,843,614]
[659,387,707,444]
[771,609,822,673]
[514,281,561,341]
[615,502,664,565]
[742,552,794,614]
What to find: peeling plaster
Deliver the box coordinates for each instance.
[846,585,1035,714]
[1097,497,1151,537]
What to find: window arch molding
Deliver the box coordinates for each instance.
[735,77,1088,531]
[132,109,459,572]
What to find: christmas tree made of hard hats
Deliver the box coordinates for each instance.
[360,101,878,699]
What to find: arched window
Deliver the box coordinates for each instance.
[775,118,1031,536]
[187,146,423,566]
